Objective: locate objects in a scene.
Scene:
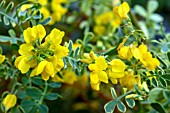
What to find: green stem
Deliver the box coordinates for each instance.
[117,89,134,100]
[39,81,48,104]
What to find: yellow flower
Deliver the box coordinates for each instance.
[53,70,77,85]
[20,4,33,12]
[0,54,5,64]
[93,25,106,35]
[80,51,97,64]
[111,6,122,28]
[109,59,126,84]
[88,56,108,90]
[95,12,113,25]
[117,37,127,50]
[3,94,17,110]
[132,44,160,70]
[15,25,69,81]
[23,24,46,43]
[118,2,130,19]
[119,70,141,90]
[50,4,67,24]
[40,7,50,20]
[118,46,132,60]
[30,60,55,81]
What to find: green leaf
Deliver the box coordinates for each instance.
[147,0,158,14]
[110,87,117,99]
[0,47,2,55]
[21,100,36,107]
[167,52,170,62]
[161,73,170,81]
[83,32,94,45]
[134,5,147,17]
[68,40,73,55]
[38,104,49,113]
[73,47,80,58]
[151,102,166,113]
[45,93,61,100]
[163,90,170,99]
[39,17,51,25]
[48,82,61,88]
[104,46,117,56]
[68,59,74,68]
[11,44,19,51]
[157,55,168,69]
[125,98,135,108]
[21,100,36,113]
[148,88,163,101]
[26,88,42,100]
[159,77,167,87]
[32,77,44,86]
[3,16,9,25]
[152,77,158,87]
[117,101,126,113]
[18,90,27,99]
[0,0,6,8]
[8,29,16,37]
[67,15,76,24]
[150,14,163,22]
[5,2,14,13]
[0,35,22,44]
[104,100,117,113]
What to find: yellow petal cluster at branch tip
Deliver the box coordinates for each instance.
[109,59,126,84]
[0,54,5,64]
[3,94,17,110]
[119,70,141,90]
[88,56,108,90]
[132,44,160,70]
[15,24,69,81]
[93,25,106,36]
[118,2,130,19]
[80,51,97,64]
[118,46,132,60]
[23,24,46,44]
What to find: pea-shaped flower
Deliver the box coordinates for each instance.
[108,59,126,84]
[3,94,17,110]
[88,56,108,90]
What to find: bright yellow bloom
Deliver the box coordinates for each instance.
[118,2,130,19]
[30,60,55,81]
[0,54,5,64]
[53,70,77,85]
[20,4,33,12]
[119,70,141,90]
[109,59,126,84]
[3,94,17,110]
[95,12,113,25]
[88,56,108,90]
[40,7,50,20]
[80,51,97,64]
[118,46,132,60]
[93,25,106,35]
[111,6,122,28]
[15,25,69,80]
[132,44,160,70]
[23,24,46,43]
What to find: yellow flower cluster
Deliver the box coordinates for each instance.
[15,24,69,81]
[81,51,126,90]
[20,0,67,24]
[119,70,141,90]
[93,2,130,35]
[118,43,160,70]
